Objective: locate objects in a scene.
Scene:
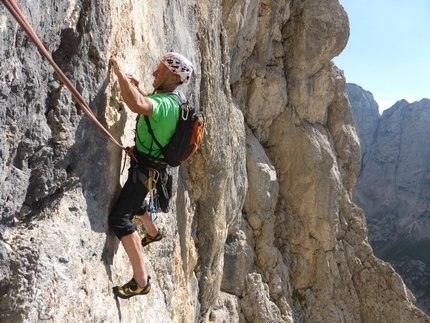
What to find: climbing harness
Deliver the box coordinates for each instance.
[131,148,170,221]
[0,0,138,163]
[131,158,167,222]
[147,169,160,222]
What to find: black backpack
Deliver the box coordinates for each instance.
[144,91,206,167]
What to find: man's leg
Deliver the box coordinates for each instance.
[137,211,159,237]
[121,231,148,287]
[109,167,151,296]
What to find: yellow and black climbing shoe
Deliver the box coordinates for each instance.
[113,276,151,299]
[141,232,163,247]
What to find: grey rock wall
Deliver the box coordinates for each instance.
[348,83,430,315]
[1,1,429,323]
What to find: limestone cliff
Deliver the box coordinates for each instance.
[348,83,430,316]
[1,1,429,323]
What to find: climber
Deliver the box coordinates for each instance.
[108,53,194,299]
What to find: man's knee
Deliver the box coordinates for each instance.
[108,211,136,240]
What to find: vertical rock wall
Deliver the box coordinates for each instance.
[348,83,430,315]
[0,0,429,322]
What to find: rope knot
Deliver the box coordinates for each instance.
[125,146,138,164]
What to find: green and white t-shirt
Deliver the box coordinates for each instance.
[135,93,179,158]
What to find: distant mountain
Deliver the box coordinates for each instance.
[348,83,430,314]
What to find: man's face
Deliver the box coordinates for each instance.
[152,62,170,89]
[152,62,181,89]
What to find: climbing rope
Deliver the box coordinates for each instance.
[1,0,138,162]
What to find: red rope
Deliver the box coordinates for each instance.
[1,0,128,151]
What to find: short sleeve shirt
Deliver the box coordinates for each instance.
[135,93,179,158]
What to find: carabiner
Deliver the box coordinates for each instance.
[181,106,189,121]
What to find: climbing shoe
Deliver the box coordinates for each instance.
[141,232,163,247]
[113,276,151,299]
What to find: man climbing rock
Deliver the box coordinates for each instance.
[108,53,194,299]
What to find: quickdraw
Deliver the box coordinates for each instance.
[147,169,159,222]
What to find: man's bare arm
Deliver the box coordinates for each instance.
[110,57,153,116]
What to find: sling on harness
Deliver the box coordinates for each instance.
[147,169,159,222]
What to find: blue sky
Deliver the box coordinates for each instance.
[333,0,430,113]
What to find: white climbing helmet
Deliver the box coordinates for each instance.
[160,52,194,84]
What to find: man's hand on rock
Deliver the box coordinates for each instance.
[110,57,149,96]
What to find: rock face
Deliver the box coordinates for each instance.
[1,1,429,323]
[348,83,430,315]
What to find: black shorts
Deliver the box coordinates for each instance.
[108,167,148,239]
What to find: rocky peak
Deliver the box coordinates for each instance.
[346,83,380,163]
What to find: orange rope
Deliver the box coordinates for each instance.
[1,0,128,152]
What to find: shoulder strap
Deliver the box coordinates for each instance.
[144,116,163,150]
[168,91,188,107]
